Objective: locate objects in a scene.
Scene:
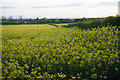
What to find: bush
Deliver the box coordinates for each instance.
[63,16,120,29]
[89,20,102,28]
[103,16,120,26]
[63,20,102,29]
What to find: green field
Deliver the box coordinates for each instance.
[2,24,119,79]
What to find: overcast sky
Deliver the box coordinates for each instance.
[0,0,119,18]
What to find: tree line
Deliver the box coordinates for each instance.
[1,16,104,25]
[62,16,120,29]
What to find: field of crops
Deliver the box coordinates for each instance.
[2,24,119,79]
[55,24,68,27]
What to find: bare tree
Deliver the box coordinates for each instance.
[8,16,13,20]
[1,16,7,20]
[19,16,23,24]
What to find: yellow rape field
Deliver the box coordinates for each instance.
[55,24,68,27]
[1,24,119,79]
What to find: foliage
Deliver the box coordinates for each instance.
[63,16,120,29]
[62,19,103,29]
[1,16,104,25]
[103,16,120,26]
[2,24,119,79]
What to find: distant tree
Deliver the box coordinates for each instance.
[8,16,13,20]
[36,17,39,20]
[42,17,47,20]
[81,17,86,22]
[1,16,7,20]
[41,17,48,23]
[19,16,22,20]
[19,16,23,24]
